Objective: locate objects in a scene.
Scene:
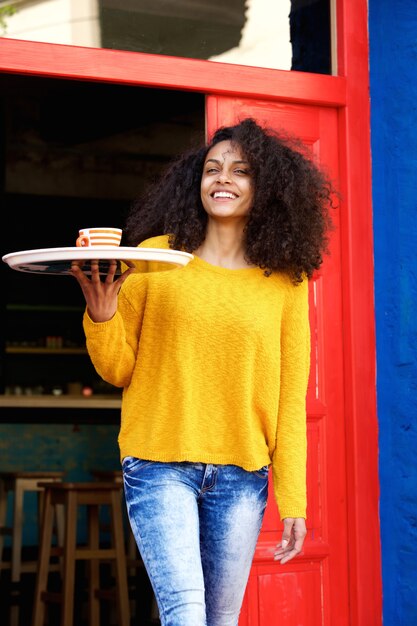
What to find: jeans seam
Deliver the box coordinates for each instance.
[124,488,168,623]
[200,464,217,494]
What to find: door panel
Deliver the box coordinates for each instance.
[207,96,349,626]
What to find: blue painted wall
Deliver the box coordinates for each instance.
[0,423,120,545]
[369,1,417,624]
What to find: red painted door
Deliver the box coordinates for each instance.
[207,96,349,625]
[0,0,382,619]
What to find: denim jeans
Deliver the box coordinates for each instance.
[122,458,269,626]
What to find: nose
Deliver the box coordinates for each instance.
[217,171,231,184]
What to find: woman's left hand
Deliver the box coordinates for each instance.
[274,517,307,564]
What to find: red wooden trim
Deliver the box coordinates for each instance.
[337,1,383,624]
[0,7,381,621]
[0,37,346,107]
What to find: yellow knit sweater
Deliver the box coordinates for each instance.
[83,235,310,519]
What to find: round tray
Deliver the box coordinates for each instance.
[2,246,194,276]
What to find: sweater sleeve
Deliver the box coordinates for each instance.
[272,277,310,520]
[82,277,147,388]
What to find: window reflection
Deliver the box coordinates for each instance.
[209,0,293,70]
[2,0,332,75]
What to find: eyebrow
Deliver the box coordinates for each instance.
[204,158,249,165]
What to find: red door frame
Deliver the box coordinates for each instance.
[0,0,382,623]
[335,3,382,625]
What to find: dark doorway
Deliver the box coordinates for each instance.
[0,73,204,626]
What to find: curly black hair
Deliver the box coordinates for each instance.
[124,118,335,282]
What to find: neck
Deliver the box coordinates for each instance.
[194,219,253,269]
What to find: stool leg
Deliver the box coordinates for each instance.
[11,479,24,584]
[61,491,77,626]
[0,478,7,573]
[32,488,54,626]
[55,503,65,575]
[55,503,65,547]
[37,490,44,545]
[88,504,100,626]
[127,526,137,576]
[10,479,25,626]
[110,491,130,626]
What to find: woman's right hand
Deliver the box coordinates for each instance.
[71,259,135,322]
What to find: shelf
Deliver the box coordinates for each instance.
[5,347,87,354]
[6,304,84,312]
[0,394,122,409]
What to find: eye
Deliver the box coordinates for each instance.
[235,168,249,175]
[205,167,219,174]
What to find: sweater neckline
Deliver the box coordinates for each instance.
[190,254,262,277]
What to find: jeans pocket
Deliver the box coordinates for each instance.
[252,465,270,479]
[122,456,153,474]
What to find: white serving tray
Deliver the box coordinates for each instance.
[2,246,194,276]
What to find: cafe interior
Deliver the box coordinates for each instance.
[0,72,205,625]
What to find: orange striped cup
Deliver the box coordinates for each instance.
[76,227,122,248]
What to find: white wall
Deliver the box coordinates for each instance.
[209,0,292,71]
[3,0,100,47]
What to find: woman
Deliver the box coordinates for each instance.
[72,118,333,626]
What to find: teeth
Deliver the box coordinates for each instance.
[213,191,236,199]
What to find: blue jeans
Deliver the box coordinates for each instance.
[122,458,269,626]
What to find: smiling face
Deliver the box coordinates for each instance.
[200,140,254,223]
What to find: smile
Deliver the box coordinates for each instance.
[212,191,238,199]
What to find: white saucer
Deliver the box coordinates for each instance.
[2,246,194,276]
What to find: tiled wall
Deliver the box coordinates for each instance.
[0,423,120,545]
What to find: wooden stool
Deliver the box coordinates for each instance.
[0,471,64,583]
[90,469,137,567]
[32,482,130,626]
[91,468,159,622]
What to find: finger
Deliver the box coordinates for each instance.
[116,266,135,286]
[274,538,294,558]
[104,260,118,284]
[279,546,301,565]
[275,536,294,550]
[71,261,84,273]
[274,539,293,554]
[274,548,286,559]
[274,538,294,554]
[274,548,292,562]
[274,536,306,564]
[109,268,136,295]
[70,263,81,278]
[121,260,136,269]
[90,259,101,282]
[70,262,90,286]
